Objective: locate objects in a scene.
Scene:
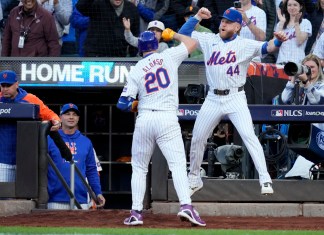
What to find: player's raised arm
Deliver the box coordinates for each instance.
[265,31,288,53]
[162,28,198,54]
[178,7,212,36]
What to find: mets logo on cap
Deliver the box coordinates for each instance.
[0,70,18,84]
[221,8,242,24]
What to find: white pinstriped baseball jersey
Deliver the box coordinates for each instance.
[192,31,264,90]
[120,43,188,112]
[121,42,193,211]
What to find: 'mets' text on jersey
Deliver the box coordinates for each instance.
[207,51,237,65]
[192,31,264,90]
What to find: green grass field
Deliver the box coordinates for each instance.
[1,226,324,235]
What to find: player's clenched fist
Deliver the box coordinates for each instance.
[162,28,175,42]
[196,7,212,20]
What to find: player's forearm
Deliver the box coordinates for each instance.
[178,16,199,36]
[173,33,198,54]
[265,39,278,53]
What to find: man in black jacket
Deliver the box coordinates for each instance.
[76,0,140,57]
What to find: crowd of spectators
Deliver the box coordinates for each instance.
[0,0,322,62]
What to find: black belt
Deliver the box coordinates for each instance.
[213,86,244,96]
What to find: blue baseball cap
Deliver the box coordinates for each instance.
[0,70,18,84]
[60,103,80,116]
[219,8,242,24]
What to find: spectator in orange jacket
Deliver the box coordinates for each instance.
[0,70,61,182]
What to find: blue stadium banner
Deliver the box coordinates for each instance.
[0,57,204,88]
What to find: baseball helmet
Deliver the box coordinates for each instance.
[138,31,158,53]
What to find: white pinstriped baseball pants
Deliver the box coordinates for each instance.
[189,91,272,187]
[131,110,191,211]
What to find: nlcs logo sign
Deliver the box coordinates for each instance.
[271,109,303,117]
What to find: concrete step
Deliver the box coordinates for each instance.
[152,202,324,217]
[0,199,35,216]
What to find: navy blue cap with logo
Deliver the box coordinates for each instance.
[0,70,18,84]
[219,8,242,24]
[60,103,80,116]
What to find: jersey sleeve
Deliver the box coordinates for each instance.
[85,141,102,196]
[246,38,266,58]
[120,67,139,99]
[23,94,60,122]
[163,43,189,67]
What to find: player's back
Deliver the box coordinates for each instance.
[133,44,188,112]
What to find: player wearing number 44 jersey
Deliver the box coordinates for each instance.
[178,7,288,196]
[117,30,206,227]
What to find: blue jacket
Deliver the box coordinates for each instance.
[0,88,28,165]
[0,87,60,165]
[47,129,102,204]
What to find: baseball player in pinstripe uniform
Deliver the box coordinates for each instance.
[117,30,206,226]
[178,7,288,196]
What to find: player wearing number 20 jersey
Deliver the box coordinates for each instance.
[117,31,206,226]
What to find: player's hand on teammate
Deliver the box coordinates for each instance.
[162,28,175,42]
[196,7,211,20]
[50,119,61,131]
[274,31,288,42]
